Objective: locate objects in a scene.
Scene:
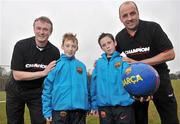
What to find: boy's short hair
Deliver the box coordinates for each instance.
[33,16,53,33]
[62,33,78,45]
[98,33,115,47]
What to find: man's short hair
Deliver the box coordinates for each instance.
[33,16,53,33]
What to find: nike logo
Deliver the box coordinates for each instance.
[120,115,127,120]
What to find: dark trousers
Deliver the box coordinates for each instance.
[52,110,86,124]
[134,72,179,124]
[98,106,135,124]
[6,81,46,124]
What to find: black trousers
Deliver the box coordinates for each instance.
[6,81,46,124]
[98,105,135,124]
[52,110,86,124]
[134,72,179,124]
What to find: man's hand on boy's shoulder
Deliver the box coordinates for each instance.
[119,52,137,63]
[122,57,137,63]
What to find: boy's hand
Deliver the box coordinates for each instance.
[46,117,52,122]
[133,96,153,102]
[90,110,99,117]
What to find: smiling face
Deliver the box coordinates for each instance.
[61,39,78,57]
[119,2,139,32]
[99,36,117,57]
[33,20,52,47]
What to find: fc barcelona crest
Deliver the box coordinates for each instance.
[76,67,83,74]
[125,67,132,75]
[115,62,121,68]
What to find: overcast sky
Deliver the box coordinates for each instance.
[0,0,179,73]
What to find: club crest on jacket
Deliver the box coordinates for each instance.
[76,67,83,74]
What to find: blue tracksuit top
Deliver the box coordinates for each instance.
[42,54,89,118]
[90,51,134,109]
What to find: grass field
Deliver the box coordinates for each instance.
[0,80,180,124]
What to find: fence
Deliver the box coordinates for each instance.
[0,77,9,91]
[0,65,10,91]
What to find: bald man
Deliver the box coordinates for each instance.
[116,1,179,124]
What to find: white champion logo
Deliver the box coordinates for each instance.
[25,63,47,69]
[125,47,150,54]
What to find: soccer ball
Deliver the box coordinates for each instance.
[122,62,160,96]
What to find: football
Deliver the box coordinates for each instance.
[122,62,160,96]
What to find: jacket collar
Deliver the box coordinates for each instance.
[101,51,120,61]
[57,54,75,63]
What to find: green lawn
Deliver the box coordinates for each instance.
[0,80,180,124]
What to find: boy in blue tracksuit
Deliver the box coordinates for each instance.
[42,33,89,124]
[90,33,135,124]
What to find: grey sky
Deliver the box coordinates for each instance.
[0,0,179,73]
